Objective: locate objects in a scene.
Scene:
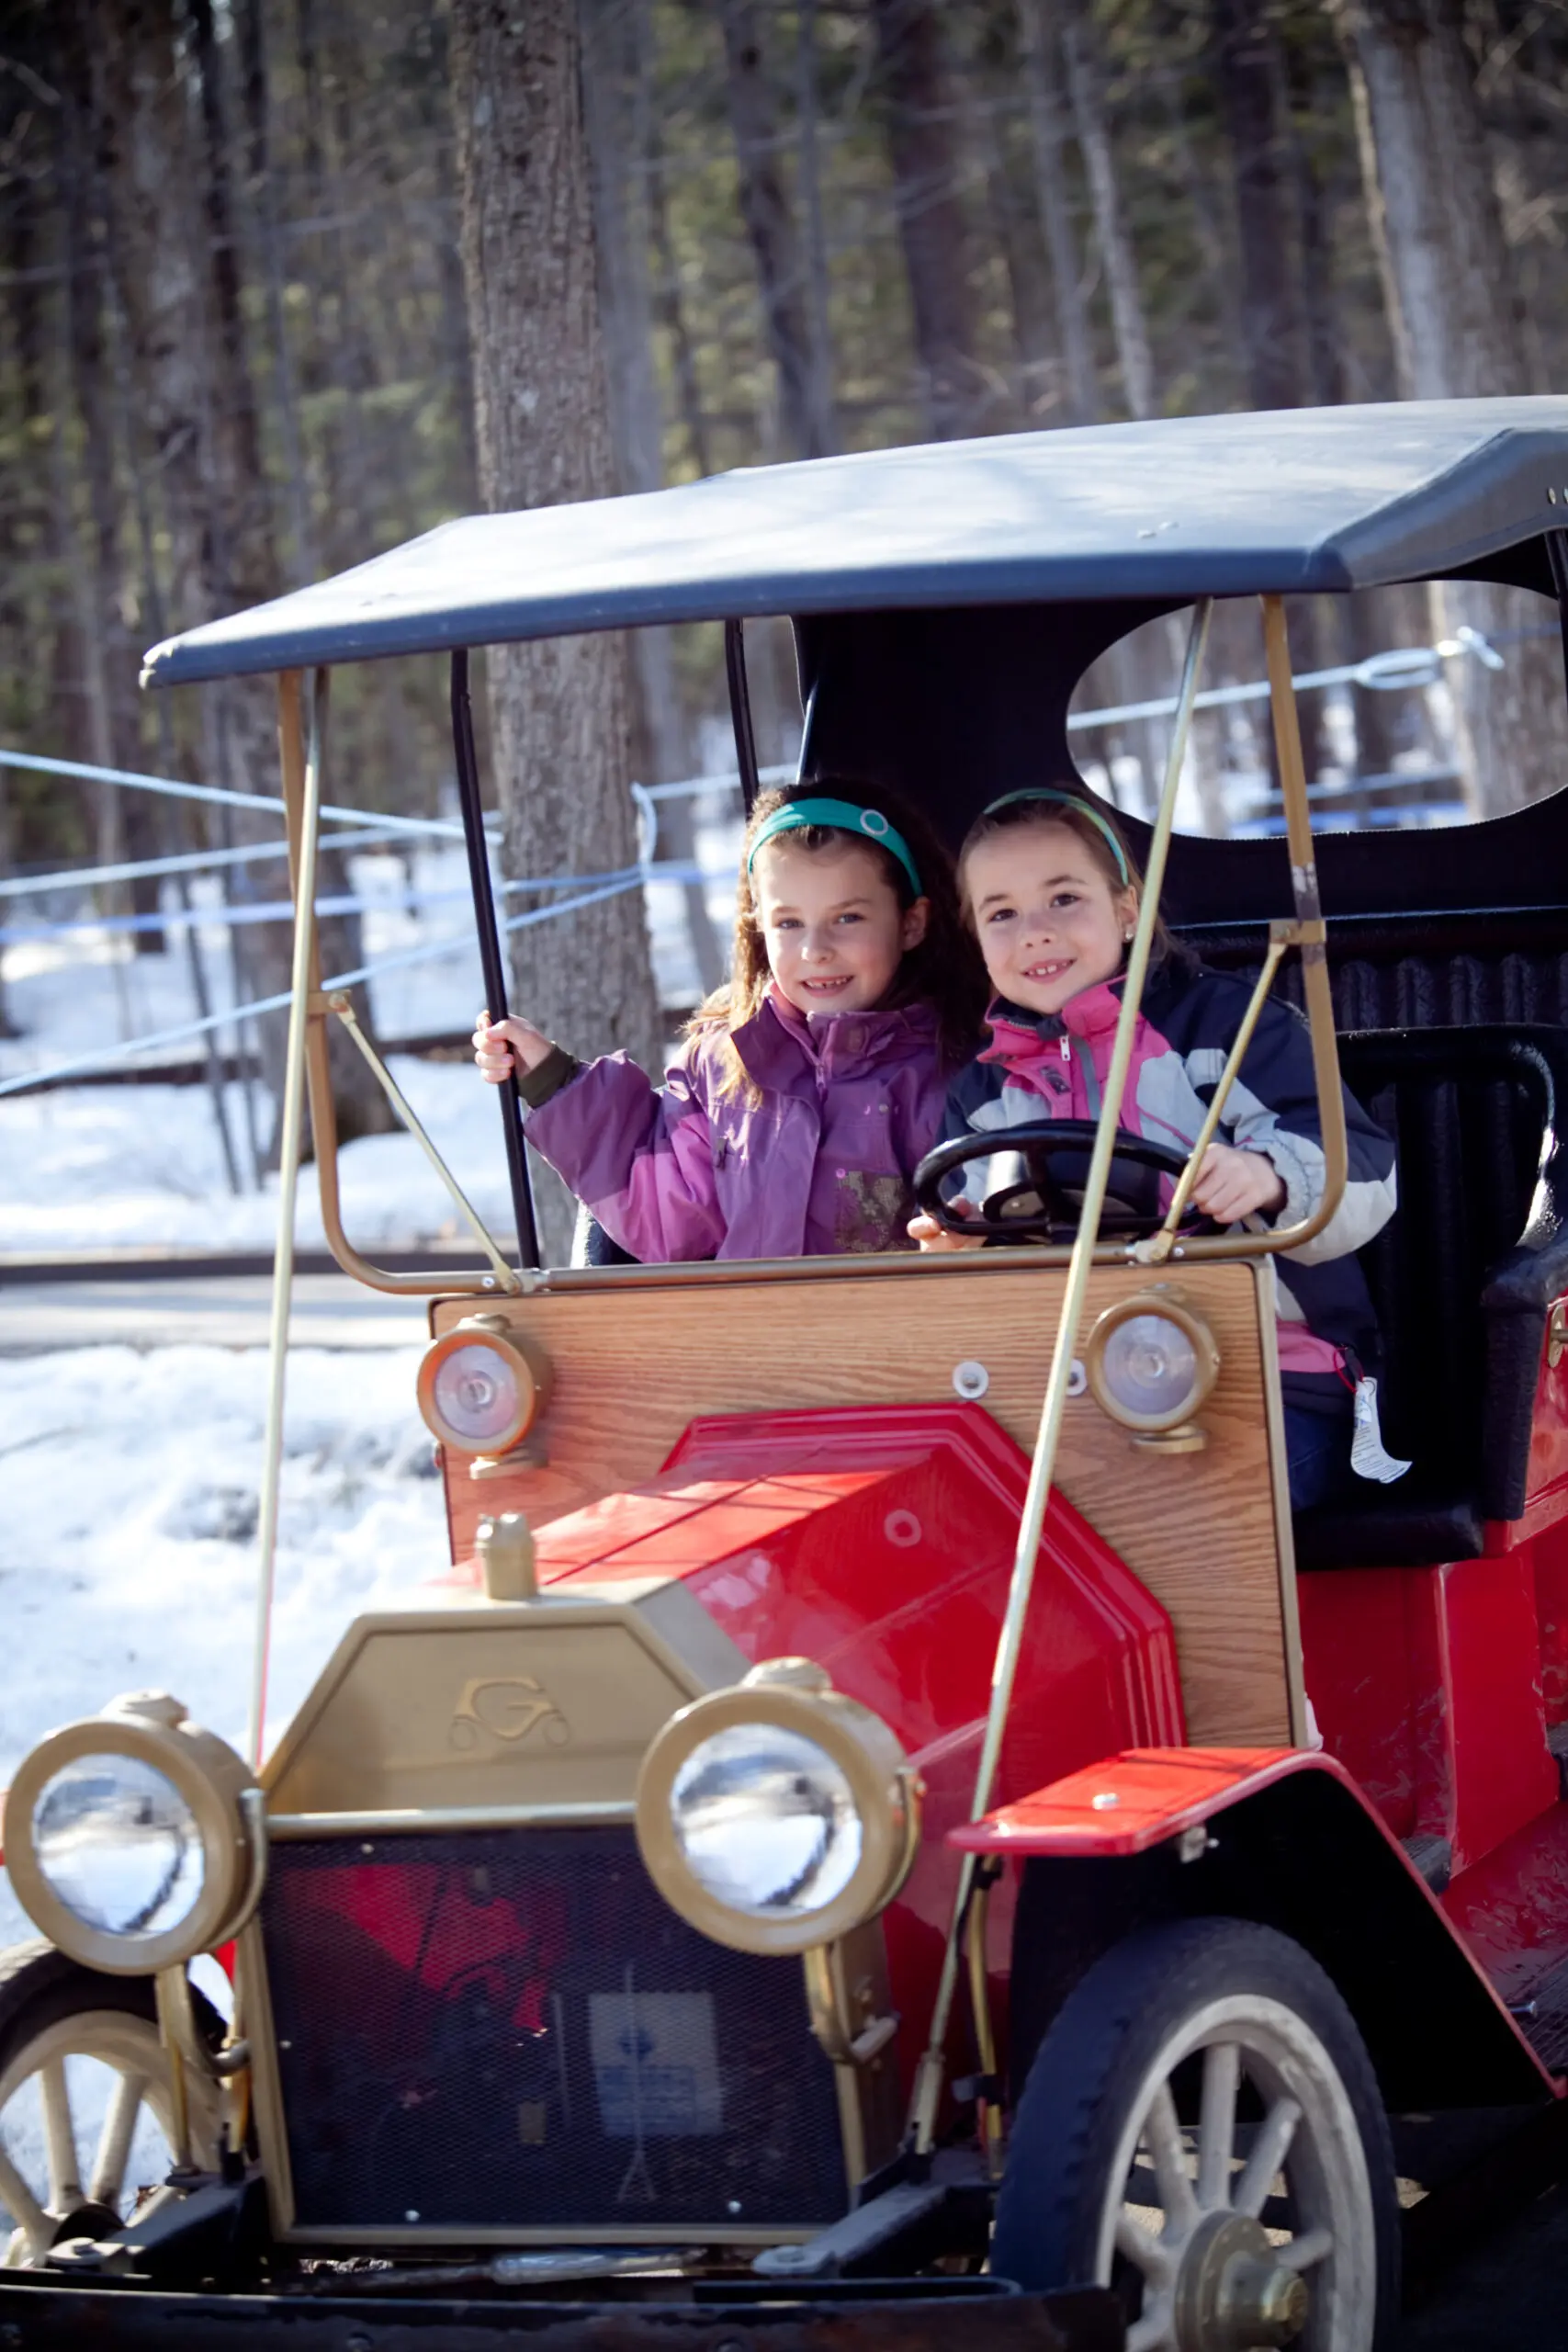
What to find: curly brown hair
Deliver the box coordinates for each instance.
[957,791,1179,969]
[690,779,987,1094]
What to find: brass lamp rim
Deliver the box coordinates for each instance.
[5,1697,259,1976]
[636,1675,918,1959]
[415,1323,547,1457]
[1083,1285,1221,1433]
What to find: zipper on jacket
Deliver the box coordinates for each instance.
[1070,1035,1102,1118]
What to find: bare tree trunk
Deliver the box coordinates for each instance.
[870,0,987,440]
[1336,0,1565,811]
[955,13,1055,420]
[450,0,662,1259]
[102,0,392,1158]
[1213,0,1306,412]
[715,0,834,459]
[795,0,840,455]
[581,0,723,993]
[1054,0,1155,421]
[1017,0,1100,424]
[647,97,713,477]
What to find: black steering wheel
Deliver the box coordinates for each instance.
[914,1119,1207,1246]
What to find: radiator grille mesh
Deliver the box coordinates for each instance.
[260,1827,846,2233]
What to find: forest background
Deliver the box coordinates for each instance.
[1,0,1565,1187]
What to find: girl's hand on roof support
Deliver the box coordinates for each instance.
[474,1009,554,1083]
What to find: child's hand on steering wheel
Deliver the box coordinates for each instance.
[1190,1142,1287,1224]
[908,1202,987,1252]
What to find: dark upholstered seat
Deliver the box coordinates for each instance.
[1292,1024,1568,1570]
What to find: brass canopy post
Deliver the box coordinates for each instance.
[907,596,1216,2154]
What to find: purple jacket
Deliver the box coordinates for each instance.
[523,989,949,1262]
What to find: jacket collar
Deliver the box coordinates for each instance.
[980,976,1127,1066]
[730,985,939,1087]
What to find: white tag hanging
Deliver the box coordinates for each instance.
[1350,1375,1412,1485]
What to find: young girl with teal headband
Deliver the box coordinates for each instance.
[474,783,985,1262]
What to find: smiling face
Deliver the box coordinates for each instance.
[751,837,929,1019]
[964,820,1138,1016]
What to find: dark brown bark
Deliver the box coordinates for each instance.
[1017,0,1100,424]
[1213,0,1306,412]
[715,0,834,458]
[1335,0,1566,810]
[450,0,662,1257]
[1054,0,1156,421]
[871,0,987,439]
[581,0,723,992]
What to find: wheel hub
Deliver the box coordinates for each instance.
[1173,2211,1309,2351]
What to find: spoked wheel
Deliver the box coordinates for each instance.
[992,1918,1400,2352]
[0,1942,221,2267]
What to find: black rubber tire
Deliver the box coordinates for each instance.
[992,1916,1401,2348]
[0,1941,164,2070]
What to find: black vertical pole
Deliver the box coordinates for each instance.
[450,649,541,1270]
[725,618,762,814]
[1546,529,1568,700]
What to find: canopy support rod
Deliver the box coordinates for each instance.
[907,597,1214,2156]
[725,620,762,813]
[250,668,324,1769]
[451,649,539,1271]
[1546,529,1568,700]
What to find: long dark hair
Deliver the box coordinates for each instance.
[691,777,987,1093]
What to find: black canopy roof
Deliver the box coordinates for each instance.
[143,398,1568,686]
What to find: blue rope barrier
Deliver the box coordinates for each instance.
[0,870,660,1100]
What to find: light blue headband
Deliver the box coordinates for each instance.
[747,797,923,897]
[981,788,1131,884]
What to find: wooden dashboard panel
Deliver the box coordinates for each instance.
[431,1259,1297,1747]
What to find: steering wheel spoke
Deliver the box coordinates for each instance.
[915,1119,1205,1247]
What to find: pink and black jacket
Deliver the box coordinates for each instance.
[518,987,951,1263]
[938,960,1398,1401]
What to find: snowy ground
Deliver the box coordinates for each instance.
[1,819,744,1255]
[0,1342,449,1952]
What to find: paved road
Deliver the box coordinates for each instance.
[0,1272,431,1352]
[1396,2175,1568,2346]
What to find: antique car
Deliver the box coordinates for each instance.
[4,397,1568,2352]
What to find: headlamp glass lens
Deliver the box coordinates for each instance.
[1100,1312,1199,1421]
[31,1755,205,1939]
[671,1725,863,1919]
[433,1341,521,1446]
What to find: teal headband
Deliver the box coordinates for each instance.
[747,797,923,897]
[981,788,1131,884]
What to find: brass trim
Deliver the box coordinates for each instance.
[327,992,521,1295]
[1138,933,1289,1264]
[416,1323,552,1457]
[910,594,1215,2156]
[236,1917,297,2237]
[276,675,499,1302]
[636,1674,918,1958]
[265,1801,637,1839]
[965,1878,1004,2182]
[278,2222,820,2248]
[1256,1261,1309,1747]
[5,1698,260,1976]
[1082,1286,1221,1434]
[1549,1298,1568,1371]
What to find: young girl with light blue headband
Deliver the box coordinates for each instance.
[474,782,985,1264]
[918,786,1402,1510]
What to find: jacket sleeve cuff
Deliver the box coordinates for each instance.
[517,1044,583,1111]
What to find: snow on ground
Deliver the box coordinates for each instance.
[0,1056,518,1254]
[1,820,744,1255]
[0,1341,446,1953]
